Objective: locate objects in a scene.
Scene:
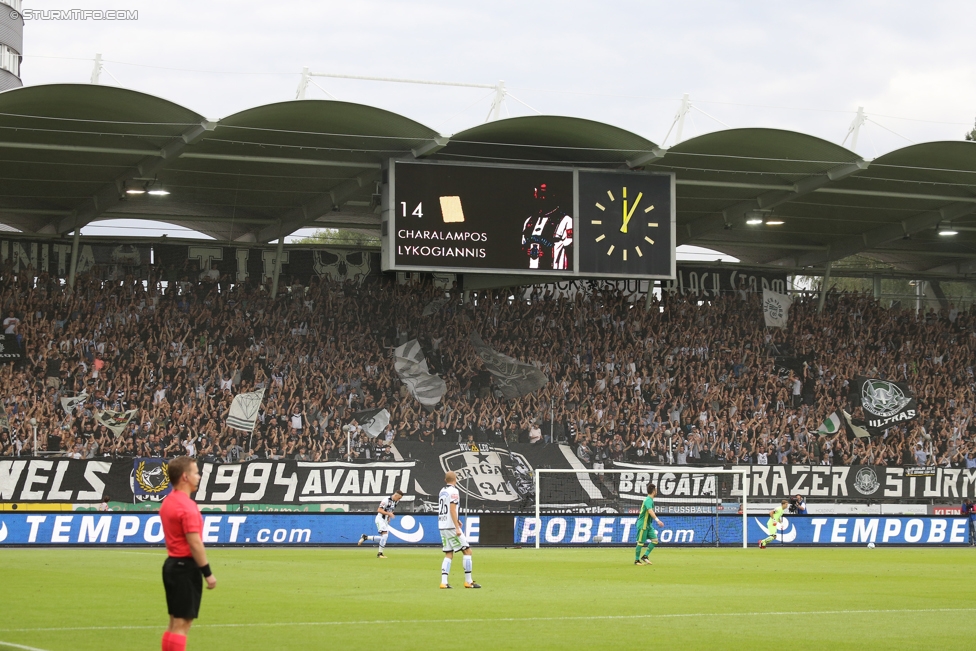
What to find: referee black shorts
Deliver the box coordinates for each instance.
[162,556,203,620]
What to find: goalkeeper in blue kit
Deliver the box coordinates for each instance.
[634,484,664,565]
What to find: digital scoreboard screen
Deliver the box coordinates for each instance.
[389,161,575,273]
[384,160,674,279]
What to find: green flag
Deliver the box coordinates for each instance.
[816,412,842,435]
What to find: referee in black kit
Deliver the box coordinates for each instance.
[159,457,217,651]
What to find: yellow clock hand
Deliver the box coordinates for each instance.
[621,191,643,233]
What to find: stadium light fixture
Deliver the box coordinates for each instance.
[765,217,785,226]
[149,181,169,197]
[938,221,958,236]
[124,181,146,195]
[745,211,764,225]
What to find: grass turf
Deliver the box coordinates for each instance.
[0,546,974,650]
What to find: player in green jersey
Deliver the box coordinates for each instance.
[634,483,664,565]
[759,499,790,548]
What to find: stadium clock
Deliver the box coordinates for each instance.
[577,170,674,278]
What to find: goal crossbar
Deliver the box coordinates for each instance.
[533,467,749,549]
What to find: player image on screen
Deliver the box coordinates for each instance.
[520,183,573,270]
[634,483,664,565]
[759,499,790,548]
[358,489,403,559]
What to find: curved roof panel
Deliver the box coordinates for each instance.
[0,84,206,233]
[437,115,660,166]
[0,85,976,276]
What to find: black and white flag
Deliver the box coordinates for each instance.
[60,392,88,414]
[469,332,548,400]
[853,376,918,430]
[422,296,451,317]
[351,408,391,438]
[95,408,138,437]
[841,409,871,439]
[762,289,791,328]
[394,340,446,407]
[227,387,265,432]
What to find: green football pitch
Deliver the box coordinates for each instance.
[1,547,974,650]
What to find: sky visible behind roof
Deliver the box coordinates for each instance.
[12,0,976,244]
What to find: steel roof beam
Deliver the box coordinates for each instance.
[254,169,379,242]
[54,120,217,234]
[922,257,976,275]
[677,159,869,245]
[0,141,161,156]
[411,136,450,158]
[773,201,976,268]
[625,147,667,168]
[248,137,444,242]
[181,153,382,169]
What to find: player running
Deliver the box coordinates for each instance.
[759,499,790,548]
[635,483,664,565]
[438,471,480,589]
[359,489,403,558]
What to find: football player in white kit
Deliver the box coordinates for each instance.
[438,471,480,589]
[520,183,573,270]
[358,489,403,558]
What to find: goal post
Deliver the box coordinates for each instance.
[531,467,749,549]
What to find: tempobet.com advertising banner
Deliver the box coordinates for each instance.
[0,513,479,546]
[747,515,971,545]
[513,515,971,546]
[0,513,969,546]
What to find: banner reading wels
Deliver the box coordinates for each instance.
[5,455,976,505]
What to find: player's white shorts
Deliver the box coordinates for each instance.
[375,514,389,533]
[440,529,468,552]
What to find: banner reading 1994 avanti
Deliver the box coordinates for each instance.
[4,453,976,506]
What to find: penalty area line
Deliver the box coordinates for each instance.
[2,608,976,633]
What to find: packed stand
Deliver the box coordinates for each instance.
[1,256,975,470]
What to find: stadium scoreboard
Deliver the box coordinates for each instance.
[382,160,675,279]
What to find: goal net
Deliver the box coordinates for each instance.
[527,467,748,548]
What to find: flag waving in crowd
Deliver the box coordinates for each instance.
[762,289,791,328]
[841,409,871,439]
[60,392,88,415]
[469,332,548,400]
[351,408,391,439]
[854,376,918,431]
[95,408,139,437]
[394,340,447,407]
[816,412,843,436]
[226,387,265,432]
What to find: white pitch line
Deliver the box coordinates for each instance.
[2,608,975,633]
[0,640,53,651]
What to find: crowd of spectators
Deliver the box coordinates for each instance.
[2,255,975,470]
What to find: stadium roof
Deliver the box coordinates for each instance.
[2,83,976,278]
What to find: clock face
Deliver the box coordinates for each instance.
[577,170,673,277]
